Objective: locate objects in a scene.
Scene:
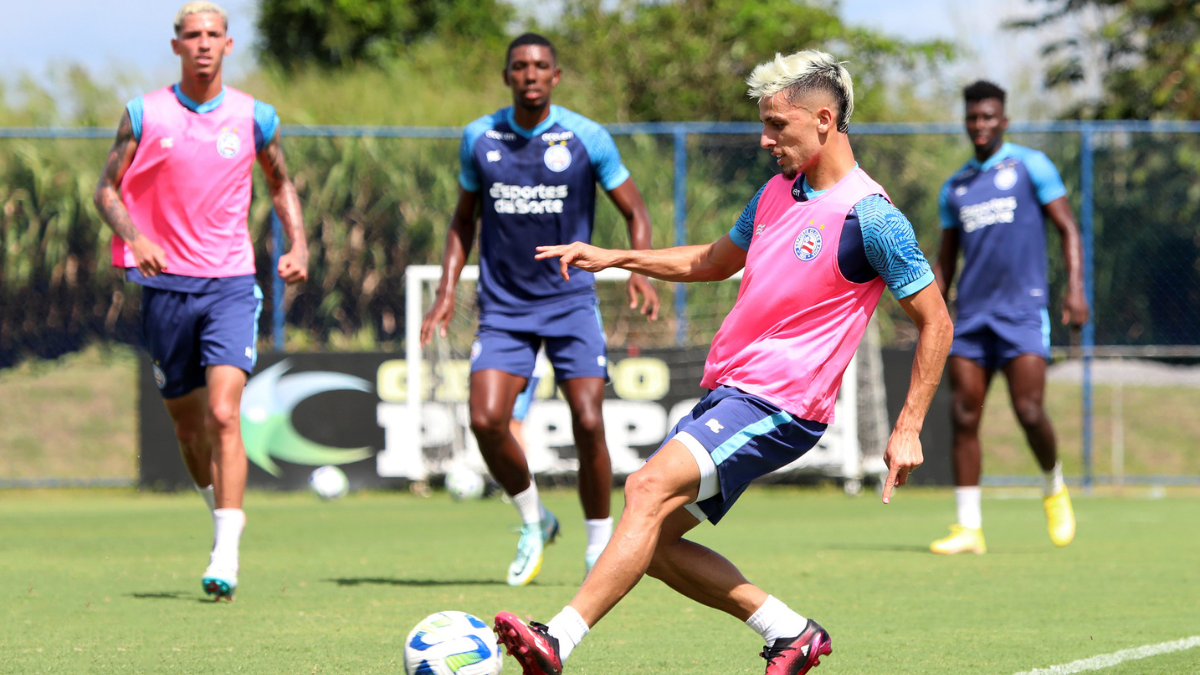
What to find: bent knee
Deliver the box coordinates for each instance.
[207,402,241,433]
[1012,400,1047,428]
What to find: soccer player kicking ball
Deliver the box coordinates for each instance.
[930,81,1089,555]
[493,50,953,675]
[93,1,309,600]
[421,33,658,586]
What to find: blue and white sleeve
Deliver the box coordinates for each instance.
[1020,149,1068,205]
[856,195,934,299]
[938,179,959,230]
[573,122,630,191]
[458,116,491,193]
[252,100,281,153]
[728,183,767,251]
[125,96,145,142]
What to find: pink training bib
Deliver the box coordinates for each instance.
[112,85,257,277]
[701,168,890,423]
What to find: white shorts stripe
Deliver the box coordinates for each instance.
[673,431,719,523]
[1011,636,1200,675]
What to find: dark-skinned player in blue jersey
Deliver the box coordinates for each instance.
[420,33,659,586]
[931,81,1089,555]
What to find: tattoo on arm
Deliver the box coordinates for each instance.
[94,111,143,243]
[258,131,308,252]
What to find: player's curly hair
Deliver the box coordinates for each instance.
[964,80,1006,106]
[746,50,854,134]
[174,1,228,35]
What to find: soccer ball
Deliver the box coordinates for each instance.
[309,465,349,499]
[444,467,485,501]
[404,610,504,675]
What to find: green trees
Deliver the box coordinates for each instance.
[549,0,952,123]
[256,0,512,69]
[1015,0,1200,119]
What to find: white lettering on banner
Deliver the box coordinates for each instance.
[373,356,862,479]
[959,197,1017,233]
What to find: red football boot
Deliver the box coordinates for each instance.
[760,619,833,675]
[494,611,564,675]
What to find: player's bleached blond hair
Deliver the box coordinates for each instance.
[746,50,855,133]
[174,1,229,35]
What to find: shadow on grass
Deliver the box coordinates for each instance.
[128,592,187,600]
[326,577,550,588]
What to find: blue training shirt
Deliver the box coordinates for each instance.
[459,105,630,324]
[123,85,279,292]
[939,142,1066,317]
[729,172,934,299]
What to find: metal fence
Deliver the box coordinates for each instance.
[2,120,1199,488]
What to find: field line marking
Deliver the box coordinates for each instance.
[1012,636,1200,675]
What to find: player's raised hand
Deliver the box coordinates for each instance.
[277,249,309,284]
[882,428,923,504]
[535,242,614,280]
[131,239,168,277]
[627,274,659,321]
[420,291,455,347]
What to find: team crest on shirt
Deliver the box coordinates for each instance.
[153,363,167,389]
[994,165,1018,191]
[793,227,823,261]
[216,128,241,158]
[544,142,572,172]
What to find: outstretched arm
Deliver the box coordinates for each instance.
[420,188,480,346]
[605,179,660,320]
[257,130,309,284]
[93,110,166,276]
[535,234,746,284]
[882,283,953,503]
[1043,197,1089,326]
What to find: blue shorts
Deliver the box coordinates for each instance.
[657,386,826,525]
[471,303,608,381]
[951,308,1050,371]
[142,281,263,399]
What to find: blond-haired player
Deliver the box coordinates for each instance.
[492,50,952,675]
[94,1,309,600]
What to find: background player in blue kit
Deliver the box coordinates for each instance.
[931,81,1089,555]
[420,33,659,586]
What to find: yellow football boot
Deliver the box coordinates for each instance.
[930,525,986,555]
[1044,486,1075,547]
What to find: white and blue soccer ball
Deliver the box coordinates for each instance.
[404,610,503,675]
[308,465,349,500]
[444,467,485,501]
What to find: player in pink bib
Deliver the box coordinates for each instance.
[494,51,953,675]
[93,2,309,601]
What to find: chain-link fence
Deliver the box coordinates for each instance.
[2,121,1199,486]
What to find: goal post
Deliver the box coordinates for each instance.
[378,264,889,489]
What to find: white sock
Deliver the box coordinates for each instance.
[195,484,215,512]
[211,508,245,568]
[512,483,542,526]
[547,606,590,663]
[956,486,983,530]
[745,595,807,646]
[1044,462,1065,498]
[584,517,613,558]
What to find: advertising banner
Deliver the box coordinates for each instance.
[139,348,951,490]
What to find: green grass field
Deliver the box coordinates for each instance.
[3,487,1197,674]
